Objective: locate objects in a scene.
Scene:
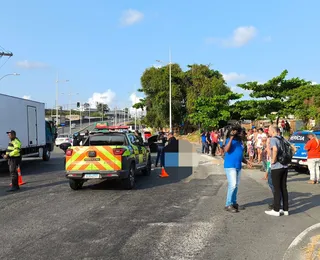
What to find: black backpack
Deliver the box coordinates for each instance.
[275,136,293,165]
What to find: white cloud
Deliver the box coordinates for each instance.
[120,9,144,26]
[87,90,116,108]
[129,92,145,117]
[22,95,31,100]
[312,81,318,85]
[223,72,246,82]
[206,26,257,48]
[16,60,48,69]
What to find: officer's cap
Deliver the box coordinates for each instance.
[6,130,16,135]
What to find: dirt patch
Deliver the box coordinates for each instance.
[303,235,320,260]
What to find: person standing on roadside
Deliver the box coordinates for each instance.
[155,132,167,167]
[224,125,252,213]
[265,125,289,217]
[305,132,320,184]
[206,131,211,154]
[210,129,219,156]
[200,130,207,154]
[2,130,22,192]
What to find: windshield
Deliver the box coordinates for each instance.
[86,134,127,146]
[289,133,308,143]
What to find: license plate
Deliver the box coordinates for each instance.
[291,159,297,163]
[84,174,100,179]
[84,158,100,161]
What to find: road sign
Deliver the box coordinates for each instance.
[61,123,65,126]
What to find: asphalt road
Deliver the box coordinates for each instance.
[0,148,319,260]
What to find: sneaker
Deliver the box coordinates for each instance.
[224,205,238,213]
[233,204,245,210]
[265,210,280,216]
[279,209,289,216]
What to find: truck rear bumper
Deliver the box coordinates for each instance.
[66,170,129,180]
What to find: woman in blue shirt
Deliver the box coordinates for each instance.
[224,125,252,213]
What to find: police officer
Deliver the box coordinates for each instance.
[2,130,22,192]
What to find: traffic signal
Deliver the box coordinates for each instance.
[76,102,80,108]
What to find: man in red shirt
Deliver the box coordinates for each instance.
[210,129,219,156]
[305,133,320,184]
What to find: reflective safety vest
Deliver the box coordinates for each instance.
[6,138,21,158]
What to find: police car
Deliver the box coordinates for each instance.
[64,126,151,190]
[289,130,320,172]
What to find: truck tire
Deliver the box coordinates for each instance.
[43,148,51,161]
[142,156,151,176]
[122,164,135,190]
[69,179,84,190]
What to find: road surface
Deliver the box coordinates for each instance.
[0,147,319,259]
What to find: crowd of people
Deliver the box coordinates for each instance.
[222,122,320,217]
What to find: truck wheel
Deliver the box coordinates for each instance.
[43,148,51,161]
[122,164,135,190]
[142,156,152,176]
[69,179,84,190]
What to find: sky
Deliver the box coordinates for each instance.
[1,0,320,115]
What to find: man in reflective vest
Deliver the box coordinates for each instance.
[3,130,22,192]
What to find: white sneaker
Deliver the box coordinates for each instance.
[265,210,280,216]
[279,209,289,216]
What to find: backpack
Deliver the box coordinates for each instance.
[275,136,294,165]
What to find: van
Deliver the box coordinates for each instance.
[289,130,320,172]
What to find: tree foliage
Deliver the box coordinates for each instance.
[96,103,110,114]
[235,70,312,123]
[136,63,237,129]
[189,92,243,129]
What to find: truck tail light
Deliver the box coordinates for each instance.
[66,149,73,156]
[113,148,125,155]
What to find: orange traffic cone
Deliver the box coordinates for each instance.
[159,167,169,178]
[9,166,26,186]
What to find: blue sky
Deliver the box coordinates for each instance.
[1,0,320,112]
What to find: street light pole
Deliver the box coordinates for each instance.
[156,48,172,132]
[55,74,69,126]
[169,48,172,132]
[0,73,20,81]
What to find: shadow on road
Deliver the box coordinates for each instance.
[0,180,68,197]
[76,166,193,191]
[243,192,320,215]
[0,157,65,177]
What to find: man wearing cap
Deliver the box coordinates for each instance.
[2,130,22,192]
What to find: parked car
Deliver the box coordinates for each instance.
[289,130,320,172]
[55,134,71,147]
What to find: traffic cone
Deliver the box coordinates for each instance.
[9,166,26,186]
[159,167,169,178]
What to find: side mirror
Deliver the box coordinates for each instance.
[60,142,72,152]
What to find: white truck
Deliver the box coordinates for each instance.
[0,94,55,164]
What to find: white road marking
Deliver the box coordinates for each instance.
[283,223,320,260]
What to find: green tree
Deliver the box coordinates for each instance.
[189,92,243,129]
[285,84,320,124]
[96,103,110,114]
[136,63,233,129]
[236,70,311,124]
